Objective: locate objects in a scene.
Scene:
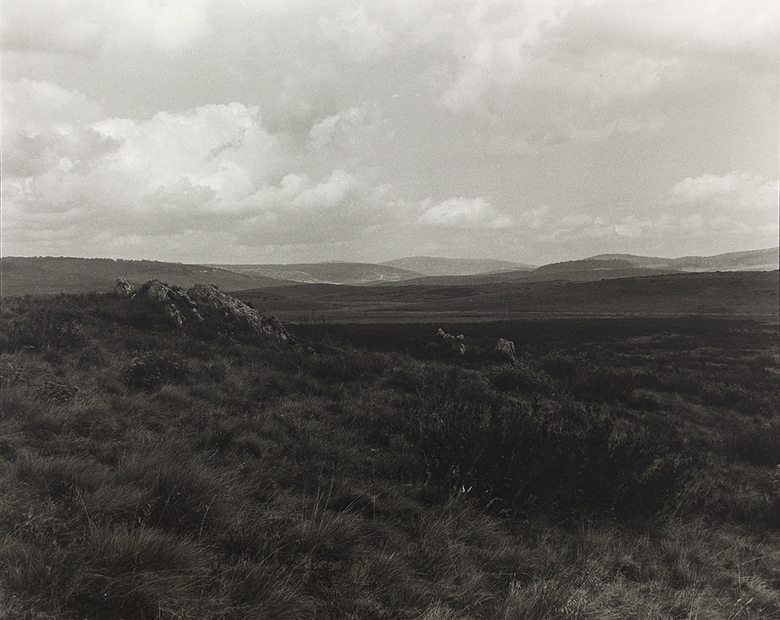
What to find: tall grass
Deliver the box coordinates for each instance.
[1,291,778,619]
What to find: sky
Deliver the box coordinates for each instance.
[1,0,778,266]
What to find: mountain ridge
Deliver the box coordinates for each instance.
[2,247,776,296]
[204,262,422,285]
[380,256,536,276]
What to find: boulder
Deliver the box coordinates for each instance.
[495,338,516,361]
[187,283,293,344]
[114,278,135,297]
[132,279,294,345]
[436,327,466,356]
[136,279,203,326]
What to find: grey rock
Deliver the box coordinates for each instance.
[114,278,135,297]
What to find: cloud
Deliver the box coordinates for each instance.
[531,170,779,251]
[417,197,512,229]
[318,6,391,61]
[1,79,399,255]
[0,0,208,55]
[307,106,383,150]
[568,114,667,143]
[572,0,780,56]
[671,171,778,212]
[434,0,776,117]
[2,78,104,134]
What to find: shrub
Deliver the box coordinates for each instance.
[306,349,387,384]
[0,304,85,353]
[14,451,105,501]
[403,390,688,519]
[122,353,188,391]
[221,559,316,620]
[490,362,554,396]
[699,380,776,417]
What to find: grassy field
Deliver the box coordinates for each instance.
[240,271,780,323]
[1,288,779,618]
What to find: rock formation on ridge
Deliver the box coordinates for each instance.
[119,278,294,345]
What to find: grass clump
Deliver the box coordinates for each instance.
[1,292,778,619]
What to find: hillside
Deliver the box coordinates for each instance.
[542,247,779,275]
[1,285,779,618]
[396,266,683,287]
[207,262,422,285]
[0,257,286,296]
[4,249,776,296]
[381,256,535,276]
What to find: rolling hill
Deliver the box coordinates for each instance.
[537,247,779,276]
[3,247,776,296]
[206,262,422,285]
[380,256,535,276]
[0,257,287,296]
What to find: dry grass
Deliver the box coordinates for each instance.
[1,292,778,619]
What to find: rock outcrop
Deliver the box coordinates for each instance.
[130,279,293,345]
[436,327,466,356]
[114,278,136,297]
[495,338,516,362]
[136,280,203,327]
[187,283,292,344]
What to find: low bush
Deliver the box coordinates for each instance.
[122,353,188,391]
[403,383,689,518]
[305,348,387,384]
[490,361,554,396]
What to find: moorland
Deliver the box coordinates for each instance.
[1,253,779,619]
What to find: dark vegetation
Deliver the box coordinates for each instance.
[1,288,779,618]
[240,270,780,322]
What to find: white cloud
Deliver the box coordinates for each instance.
[2,2,776,263]
[532,174,778,251]
[0,0,208,55]
[2,79,115,177]
[568,114,667,143]
[318,6,390,61]
[1,79,398,255]
[308,106,376,150]
[671,171,778,212]
[585,0,780,55]
[2,78,104,136]
[417,197,512,229]
[433,0,776,118]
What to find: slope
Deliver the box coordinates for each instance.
[208,262,422,284]
[381,256,535,276]
[1,257,287,296]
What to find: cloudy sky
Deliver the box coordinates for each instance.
[2,0,777,265]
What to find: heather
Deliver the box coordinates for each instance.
[1,290,779,619]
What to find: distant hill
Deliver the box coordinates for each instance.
[382,248,779,287]
[389,266,682,287]
[541,247,779,275]
[209,262,422,285]
[668,247,779,271]
[381,257,535,276]
[0,257,287,296]
[5,248,776,297]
